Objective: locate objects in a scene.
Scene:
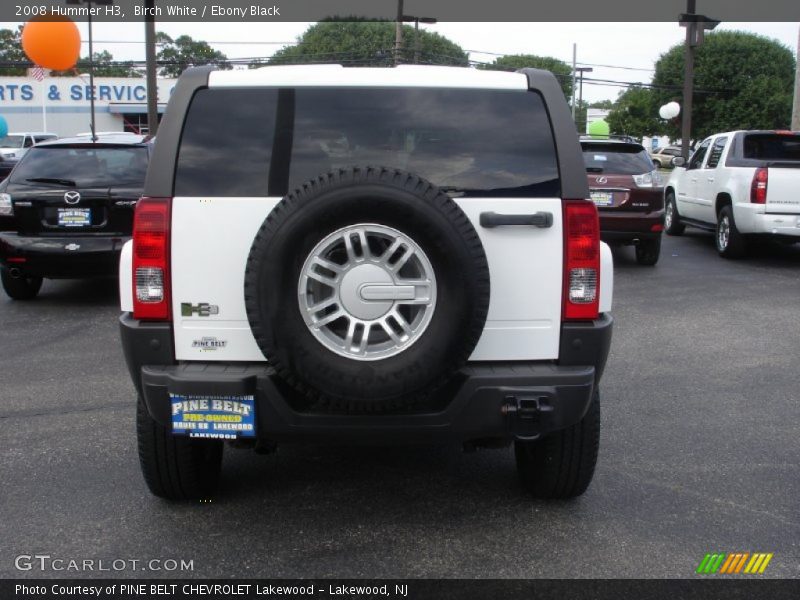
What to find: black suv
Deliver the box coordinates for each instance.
[0,135,151,299]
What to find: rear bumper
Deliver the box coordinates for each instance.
[0,232,128,278]
[120,313,613,444]
[733,204,800,237]
[599,209,664,243]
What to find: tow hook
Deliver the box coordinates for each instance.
[502,394,554,440]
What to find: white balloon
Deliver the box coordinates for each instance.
[659,102,680,120]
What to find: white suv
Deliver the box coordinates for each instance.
[119,65,614,500]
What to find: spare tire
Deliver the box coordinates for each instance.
[244,167,490,412]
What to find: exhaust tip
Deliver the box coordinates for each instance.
[8,267,21,278]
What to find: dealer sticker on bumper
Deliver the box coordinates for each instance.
[170,394,256,440]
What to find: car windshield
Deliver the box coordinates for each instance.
[742,134,800,161]
[11,146,149,187]
[0,135,24,149]
[581,143,654,174]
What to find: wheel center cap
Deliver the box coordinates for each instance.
[339,264,394,320]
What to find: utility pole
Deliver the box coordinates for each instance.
[571,43,577,120]
[576,66,593,130]
[680,0,696,162]
[145,0,159,135]
[394,0,404,65]
[679,1,719,160]
[792,24,800,131]
[401,15,437,65]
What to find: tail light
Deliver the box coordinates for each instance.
[132,197,171,320]
[750,168,768,204]
[562,200,600,321]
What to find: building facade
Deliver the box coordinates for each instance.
[0,76,176,136]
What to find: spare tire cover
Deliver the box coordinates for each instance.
[244,167,490,412]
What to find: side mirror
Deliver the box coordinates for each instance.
[671,157,685,168]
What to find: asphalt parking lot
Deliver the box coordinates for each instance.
[1,231,798,580]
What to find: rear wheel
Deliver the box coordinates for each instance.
[635,237,661,266]
[515,389,600,499]
[136,399,223,500]
[0,268,43,300]
[716,206,746,259]
[664,192,684,236]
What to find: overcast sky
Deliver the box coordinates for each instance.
[1,20,797,103]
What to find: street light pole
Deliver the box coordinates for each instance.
[680,0,696,162]
[66,0,113,141]
[792,24,800,131]
[401,15,437,65]
[394,0,404,65]
[87,0,96,141]
[145,0,159,135]
[575,67,593,130]
[679,1,719,160]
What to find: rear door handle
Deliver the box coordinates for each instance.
[479,212,553,229]
[707,177,715,182]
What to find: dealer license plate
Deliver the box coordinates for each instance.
[170,394,256,440]
[590,191,614,207]
[58,208,91,227]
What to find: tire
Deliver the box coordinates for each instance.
[652,159,662,169]
[515,389,600,499]
[244,167,490,412]
[136,399,223,500]
[1,268,43,300]
[635,237,661,266]
[663,192,684,236]
[716,205,746,259]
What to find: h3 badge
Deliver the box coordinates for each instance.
[181,302,220,317]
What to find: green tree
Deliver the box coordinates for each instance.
[651,31,795,139]
[50,51,140,77]
[157,33,231,77]
[606,86,665,138]
[589,99,614,110]
[479,54,573,100]
[263,20,468,68]
[0,27,28,76]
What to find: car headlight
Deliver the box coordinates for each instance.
[0,193,13,216]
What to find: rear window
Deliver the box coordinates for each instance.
[175,87,560,198]
[11,146,149,187]
[581,142,654,175]
[742,134,800,161]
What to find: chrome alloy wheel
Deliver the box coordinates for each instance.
[718,214,730,251]
[665,201,674,230]
[298,224,437,361]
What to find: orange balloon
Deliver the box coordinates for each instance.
[22,16,81,72]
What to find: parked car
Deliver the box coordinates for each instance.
[0,156,18,182]
[0,132,58,161]
[664,130,800,258]
[120,65,614,501]
[581,137,664,265]
[649,145,683,169]
[0,135,151,299]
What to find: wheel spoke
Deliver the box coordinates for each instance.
[344,319,357,349]
[389,246,414,272]
[307,297,338,313]
[312,309,345,328]
[391,310,413,336]
[380,319,404,345]
[307,269,338,287]
[311,256,344,274]
[357,323,371,354]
